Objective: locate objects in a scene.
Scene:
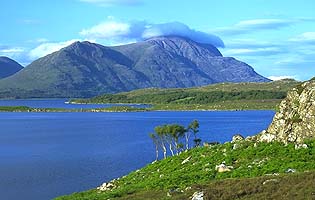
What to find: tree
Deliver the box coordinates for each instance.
[168,124,186,154]
[149,133,159,161]
[154,126,167,159]
[188,120,200,147]
[149,121,201,160]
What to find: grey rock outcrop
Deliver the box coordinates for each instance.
[256,78,315,144]
[231,134,244,143]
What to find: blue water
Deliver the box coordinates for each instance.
[0,101,275,200]
[0,99,149,109]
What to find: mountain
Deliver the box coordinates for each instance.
[256,77,315,144]
[0,56,23,79]
[0,36,270,98]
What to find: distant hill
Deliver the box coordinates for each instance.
[73,79,298,110]
[0,36,269,98]
[0,56,23,79]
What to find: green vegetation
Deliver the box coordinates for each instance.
[56,139,315,200]
[72,80,299,110]
[0,106,68,112]
[0,106,33,112]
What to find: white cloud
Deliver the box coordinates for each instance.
[268,76,297,81]
[80,21,131,39]
[222,47,283,56]
[28,39,80,59]
[289,32,315,42]
[236,19,294,29]
[79,20,224,47]
[0,47,24,54]
[79,0,142,6]
[213,18,309,36]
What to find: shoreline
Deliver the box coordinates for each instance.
[0,106,276,113]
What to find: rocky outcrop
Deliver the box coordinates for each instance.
[97,180,117,191]
[231,134,244,143]
[256,78,315,144]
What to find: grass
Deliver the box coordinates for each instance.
[56,139,315,200]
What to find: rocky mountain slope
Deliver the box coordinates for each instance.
[0,56,23,79]
[0,36,269,98]
[256,78,315,144]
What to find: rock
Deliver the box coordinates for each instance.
[185,186,192,191]
[191,191,204,200]
[97,181,116,191]
[286,168,296,173]
[231,134,245,143]
[215,163,233,172]
[256,78,315,144]
[263,179,279,185]
[295,143,308,149]
[181,156,192,164]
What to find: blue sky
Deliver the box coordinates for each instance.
[1,0,315,80]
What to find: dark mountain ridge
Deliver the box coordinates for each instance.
[0,56,23,79]
[0,36,269,98]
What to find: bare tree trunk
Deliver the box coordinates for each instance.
[161,142,167,159]
[185,133,191,150]
[169,143,174,156]
[174,141,179,155]
[155,146,159,161]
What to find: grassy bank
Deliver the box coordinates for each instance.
[0,106,147,112]
[56,139,315,200]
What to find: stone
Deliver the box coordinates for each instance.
[286,168,296,173]
[295,144,308,149]
[191,191,204,200]
[231,134,245,143]
[215,163,233,172]
[263,179,279,185]
[97,181,116,191]
[181,156,192,164]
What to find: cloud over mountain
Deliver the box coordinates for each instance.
[80,20,225,47]
[28,39,81,59]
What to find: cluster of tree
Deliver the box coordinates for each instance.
[79,90,287,105]
[149,120,200,161]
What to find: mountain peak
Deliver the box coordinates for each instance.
[144,35,223,57]
[0,57,23,79]
[0,39,269,98]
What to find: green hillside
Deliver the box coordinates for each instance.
[73,79,299,110]
[56,139,315,200]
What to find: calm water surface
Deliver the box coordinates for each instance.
[0,100,275,200]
